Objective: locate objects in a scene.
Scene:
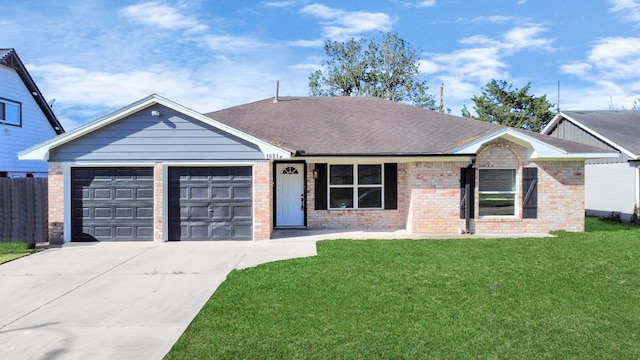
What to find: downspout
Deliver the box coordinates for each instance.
[465,158,476,234]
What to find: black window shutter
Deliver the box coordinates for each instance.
[384,163,398,210]
[314,163,327,210]
[460,167,475,219]
[522,167,538,219]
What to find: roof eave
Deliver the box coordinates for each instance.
[542,111,638,159]
[19,94,292,161]
[1,49,64,134]
[451,127,617,160]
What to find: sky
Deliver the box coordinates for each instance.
[2,0,640,131]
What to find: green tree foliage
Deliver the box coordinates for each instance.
[463,80,555,132]
[309,32,435,109]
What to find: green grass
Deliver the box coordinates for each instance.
[166,217,640,359]
[0,242,32,264]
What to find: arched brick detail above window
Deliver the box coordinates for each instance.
[476,138,527,168]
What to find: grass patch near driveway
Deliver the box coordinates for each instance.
[0,242,32,264]
[166,218,640,359]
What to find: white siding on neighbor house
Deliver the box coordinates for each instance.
[585,162,638,219]
[0,65,57,175]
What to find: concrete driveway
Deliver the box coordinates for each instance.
[0,240,317,360]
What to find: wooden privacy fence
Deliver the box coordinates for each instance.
[0,177,48,247]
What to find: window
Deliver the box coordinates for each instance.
[0,98,21,126]
[479,168,516,216]
[329,164,382,209]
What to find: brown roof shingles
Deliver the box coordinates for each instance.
[205,96,609,156]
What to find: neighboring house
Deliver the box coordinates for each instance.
[20,94,614,243]
[541,111,640,221]
[0,48,64,177]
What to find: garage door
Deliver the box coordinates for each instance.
[71,167,153,241]
[168,167,252,240]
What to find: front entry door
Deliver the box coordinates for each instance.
[276,163,305,227]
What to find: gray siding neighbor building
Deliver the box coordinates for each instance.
[542,111,640,221]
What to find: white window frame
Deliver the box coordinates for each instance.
[478,167,518,217]
[0,98,21,127]
[328,164,384,210]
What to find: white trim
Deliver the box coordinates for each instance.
[53,160,263,167]
[477,167,518,218]
[298,155,474,164]
[542,112,638,160]
[539,112,562,135]
[451,127,617,160]
[63,165,71,243]
[18,94,291,161]
[163,164,169,242]
[636,167,640,208]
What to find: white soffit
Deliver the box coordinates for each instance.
[451,128,617,160]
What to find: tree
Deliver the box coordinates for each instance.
[463,80,555,132]
[309,32,435,109]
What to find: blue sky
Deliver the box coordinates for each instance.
[2,0,639,130]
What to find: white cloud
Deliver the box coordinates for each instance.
[502,26,555,52]
[119,2,208,33]
[286,39,326,47]
[416,0,436,7]
[264,1,297,8]
[559,36,640,110]
[201,34,266,52]
[463,15,517,24]
[564,37,640,80]
[609,0,640,23]
[560,62,593,77]
[300,4,395,40]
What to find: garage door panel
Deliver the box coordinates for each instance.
[71,167,153,241]
[168,166,252,241]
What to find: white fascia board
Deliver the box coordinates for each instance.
[529,152,619,160]
[450,128,538,154]
[18,94,292,161]
[295,155,475,164]
[451,127,617,160]
[546,112,638,160]
[539,112,562,134]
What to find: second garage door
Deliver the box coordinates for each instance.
[168,167,252,240]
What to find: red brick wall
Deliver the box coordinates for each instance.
[48,162,64,244]
[406,160,471,233]
[306,163,409,230]
[303,139,585,235]
[253,161,272,240]
[473,139,585,233]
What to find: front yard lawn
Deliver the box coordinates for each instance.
[166,218,640,359]
[0,242,32,264]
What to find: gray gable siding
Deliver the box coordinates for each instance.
[49,104,263,162]
[547,118,626,164]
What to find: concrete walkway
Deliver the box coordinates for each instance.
[0,239,316,360]
[0,230,551,359]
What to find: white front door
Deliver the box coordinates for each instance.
[276,163,305,227]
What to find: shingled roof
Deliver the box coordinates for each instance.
[0,48,64,134]
[205,96,610,156]
[547,110,640,156]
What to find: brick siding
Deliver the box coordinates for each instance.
[303,138,585,235]
[47,162,64,244]
[253,161,272,240]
